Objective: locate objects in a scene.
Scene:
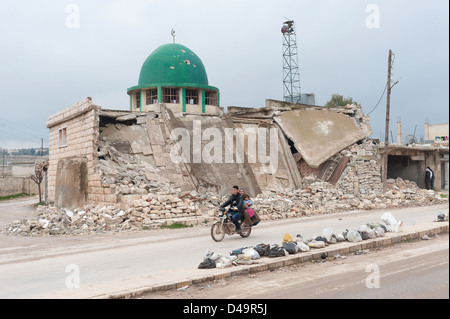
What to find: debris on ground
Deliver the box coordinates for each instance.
[1,176,446,236]
[436,210,449,222]
[197,211,412,270]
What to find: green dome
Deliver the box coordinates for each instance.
[138,43,209,87]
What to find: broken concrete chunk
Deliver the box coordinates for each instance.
[115,114,137,122]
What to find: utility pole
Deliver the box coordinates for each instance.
[382,49,393,191]
[2,149,5,178]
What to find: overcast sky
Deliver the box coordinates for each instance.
[0,0,448,149]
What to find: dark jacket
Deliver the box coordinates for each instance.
[220,193,244,214]
[425,167,435,182]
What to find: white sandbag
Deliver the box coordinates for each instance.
[336,233,346,242]
[215,256,232,269]
[328,235,337,244]
[204,249,220,261]
[322,227,334,242]
[381,211,399,226]
[373,226,385,237]
[308,240,326,248]
[242,247,260,260]
[357,224,370,232]
[296,241,310,252]
[346,229,362,242]
[385,225,403,232]
[381,212,403,232]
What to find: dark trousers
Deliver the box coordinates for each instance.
[228,210,243,231]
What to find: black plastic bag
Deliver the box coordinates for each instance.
[255,243,270,257]
[359,231,370,240]
[282,242,298,254]
[268,244,286,258]
[198,258,216,269]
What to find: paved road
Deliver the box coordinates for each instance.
[0,196,38,228]
[256,235,449,299]
[0,203,448,298]
[147,233,448,299]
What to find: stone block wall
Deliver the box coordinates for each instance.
[46,97,102,207]
[339,141,383,194]
[0,177,38,197]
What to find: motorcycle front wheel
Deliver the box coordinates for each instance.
[211,221,226,242]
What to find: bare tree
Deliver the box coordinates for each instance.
[30,161,48,204]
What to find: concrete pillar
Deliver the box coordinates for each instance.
[201,89,205,113]
[445,161,449,190]
[157,86,162,103]
[424,122,429,140]
[397,121,402,144]
[434,153,441,191]
[182,88,186,113]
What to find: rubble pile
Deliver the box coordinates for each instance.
[1,176,446,237]
[0,190,218,236]
[251,177,446,220]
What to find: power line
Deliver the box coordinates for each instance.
[366,81,388,116]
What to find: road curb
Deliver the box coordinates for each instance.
[103,222,449,299]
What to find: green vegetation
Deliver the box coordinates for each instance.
[33,201,46,207]
[324,93,360,108]
[0,193,31,201]
[160,223,193,229]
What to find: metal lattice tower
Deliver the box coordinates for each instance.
[281,20,301,104]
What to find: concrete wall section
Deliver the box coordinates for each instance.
[166,115,259,196]
[0,177,38,197]
[235,121,302,194]
[426,123,449,142]
[54,157,88,209]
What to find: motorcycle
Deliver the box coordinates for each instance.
[210,208,252,242]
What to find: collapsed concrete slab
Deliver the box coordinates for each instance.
[274,108,369,168]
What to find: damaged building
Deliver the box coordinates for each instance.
[381,121,449,190]
[47,42,387,210]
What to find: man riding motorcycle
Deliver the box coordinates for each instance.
[219,185,245,233]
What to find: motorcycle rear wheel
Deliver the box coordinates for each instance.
[239,223,252,238]
[211,221,226,242]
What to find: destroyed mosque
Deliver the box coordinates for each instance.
[45,42,447,211]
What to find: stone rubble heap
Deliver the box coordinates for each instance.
[1,177,447,237]
[0,190,218,236]
[253,177,446,220]
[98,142,162,188]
